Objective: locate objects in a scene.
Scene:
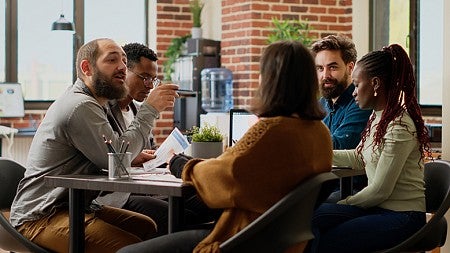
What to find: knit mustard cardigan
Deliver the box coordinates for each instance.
[182,116,333,253]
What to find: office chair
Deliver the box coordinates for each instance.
[219,171,337,253]
[0,158,51,253]
[379,160,450,253]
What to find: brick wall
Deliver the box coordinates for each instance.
[154,0,193,144]
[220,0,353,108]
[152,0,353,144]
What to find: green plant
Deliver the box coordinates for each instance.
[163,34,191,81]
[189,0,204,28]
[189,124,223,142]
[267,17,315,46]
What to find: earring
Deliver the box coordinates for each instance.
[374,91,378,97]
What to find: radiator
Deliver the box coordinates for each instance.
[1,136,33,166]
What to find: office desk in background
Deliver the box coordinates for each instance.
[45,175,194,253]
[332,167,367,199]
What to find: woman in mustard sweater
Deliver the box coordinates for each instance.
[118,41,333,253]
[308,44,431,253]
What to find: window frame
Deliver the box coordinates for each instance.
[369,0,442,116]
[3,0,148,110]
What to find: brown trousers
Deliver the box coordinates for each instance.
[17,205,157,253]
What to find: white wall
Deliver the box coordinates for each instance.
[352,1,370,59]
[201,0,222,41]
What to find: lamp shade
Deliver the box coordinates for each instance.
[51,14,74,31]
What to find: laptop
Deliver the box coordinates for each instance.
[228,109,258,147]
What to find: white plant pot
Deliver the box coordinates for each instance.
[191,141,223,159]
[191,27,203,39]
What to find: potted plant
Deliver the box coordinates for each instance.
[267,17,315,47]
[188,124,224,158]
[189,0,204,39]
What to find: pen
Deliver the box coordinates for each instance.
[123,141,130,153]
[119,140,125,153]
[102,135,129,178]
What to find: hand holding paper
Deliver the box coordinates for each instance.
[143,127,189,171]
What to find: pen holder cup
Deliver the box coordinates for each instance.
[108,152,131,180]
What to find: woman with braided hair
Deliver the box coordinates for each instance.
[307,44,431,253]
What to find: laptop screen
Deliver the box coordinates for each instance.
[229,109,258,147]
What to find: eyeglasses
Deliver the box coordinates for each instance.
[128,69,161,88]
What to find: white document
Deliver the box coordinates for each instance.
[131,173,183,183]
[143,127,190,171]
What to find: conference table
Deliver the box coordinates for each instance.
[44,168,364,253]
[44,174,194,253]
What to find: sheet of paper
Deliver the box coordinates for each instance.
[129,167,170,175]
[131,173,183,183]
[143,127,189,171]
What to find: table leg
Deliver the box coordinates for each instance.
[340,176,353,200]
[168,196,184,233]
[69,188,85,253]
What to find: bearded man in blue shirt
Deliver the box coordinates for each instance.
[312,35,371,150]
[311,35,371,195]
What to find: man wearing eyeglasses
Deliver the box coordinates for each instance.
[107,43,160,156]
[9,38,179,253]
[97,43,178,236]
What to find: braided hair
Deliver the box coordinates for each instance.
[355,44,430,160]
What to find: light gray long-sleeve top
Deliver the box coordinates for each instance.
[10,79,159,227]
[334,110,426,212]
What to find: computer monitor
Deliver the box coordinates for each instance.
[0,83,25,118]
[228,109,258,147]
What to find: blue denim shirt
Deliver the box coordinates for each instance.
[319,84,372,149]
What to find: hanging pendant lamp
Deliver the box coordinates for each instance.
[51,14,74,31]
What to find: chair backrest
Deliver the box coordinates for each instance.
[380,160,450,252]
[219,171,337,253]
[0,157,50,253]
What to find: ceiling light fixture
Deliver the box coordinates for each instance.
[51,14,74,31]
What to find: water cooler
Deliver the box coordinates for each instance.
[172,38,221,132]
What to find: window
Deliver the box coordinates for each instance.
[18,0,74,100]
[2,0,147,103]
[85,0,146,45]
[370,0,443,107]
[419,0,443,105]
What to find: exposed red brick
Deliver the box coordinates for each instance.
[309,7,326,13]
[291,6,308,12]
[320,15,337,23]
[303,0,319,4]
[320,0,337,5]
[271,5,290,12]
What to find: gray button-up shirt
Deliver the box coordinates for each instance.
[10,79,159,227]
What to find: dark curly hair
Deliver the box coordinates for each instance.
[122,43,158,69]
[355,44,430,160]
[310,34,357,64]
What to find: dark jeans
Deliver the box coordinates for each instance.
[307,203,425,253]
[117,229,211,253]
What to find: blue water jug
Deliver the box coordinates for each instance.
[201,68,233,112]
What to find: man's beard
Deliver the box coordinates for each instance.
[320,72,349,100]
[92,69,127,100]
